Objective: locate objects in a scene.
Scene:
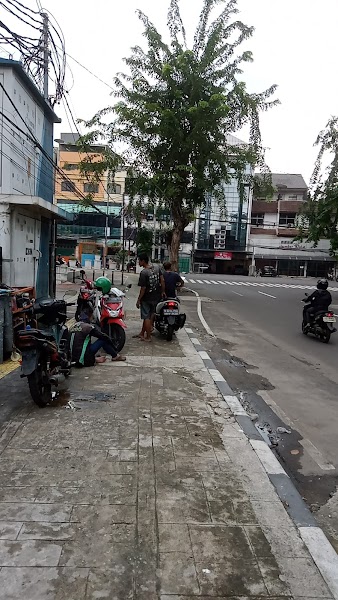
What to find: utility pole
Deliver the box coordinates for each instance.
[121,193,125,285]
[42,12,49,101]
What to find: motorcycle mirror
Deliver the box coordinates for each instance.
[304,292,308,296]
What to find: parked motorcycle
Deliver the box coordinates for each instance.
[75,270,96,321]
[94,277,131,352]
[302,294,336,343]
[16,299,75,407]
[155,297,186,341]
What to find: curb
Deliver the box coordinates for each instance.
[184,326,338,599]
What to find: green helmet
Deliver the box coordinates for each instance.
[94,276,111,295]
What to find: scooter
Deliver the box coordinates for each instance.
[94,284,132,352]
[16,299,75,407]
[75,270,96,321]
[155,297,186,341]
[302,294,337,343]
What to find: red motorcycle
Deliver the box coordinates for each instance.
[75,270,96,321]
[96,285,131,352]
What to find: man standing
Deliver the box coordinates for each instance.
[136,254,165,342]
[162,262,184,298]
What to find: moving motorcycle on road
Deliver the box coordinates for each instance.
[301,279,336,343]
[75,270,96,321]
[94,277,131,352]
[16,299,75,407]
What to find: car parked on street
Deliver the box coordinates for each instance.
[261,266,277,277]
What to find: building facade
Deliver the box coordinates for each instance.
[54,133,126,265]
[249,174,334,277]
[0,58,68,297]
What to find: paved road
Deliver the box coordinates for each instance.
[182,274,338,550]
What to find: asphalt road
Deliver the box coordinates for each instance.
[181,274,338,550]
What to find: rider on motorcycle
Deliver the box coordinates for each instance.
[303,279,332,329]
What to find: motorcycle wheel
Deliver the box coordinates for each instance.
[322,328,331,343]
[108,324,126,352]
[27,366,51,407]
[166,324,174,342]
[302,321,308,335]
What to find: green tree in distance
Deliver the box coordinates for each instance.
[299,117,338,254]
[80,0,278,269]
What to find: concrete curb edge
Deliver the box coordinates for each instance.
[184,326,338,600]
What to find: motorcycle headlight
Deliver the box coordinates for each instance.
[108,309,119,317]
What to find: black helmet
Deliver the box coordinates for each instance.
[317,279,328,290]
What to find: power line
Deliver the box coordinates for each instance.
[59,47,114,91]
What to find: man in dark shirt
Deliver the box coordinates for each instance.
[303,279,332,327]
[163,262,184,298]
[70,309,126,366]
[136,253,165,342]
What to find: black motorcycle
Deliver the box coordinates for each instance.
[155,298,186,341]
[302,295,336,343]
[75,270,96,321]
[16,299,74,407]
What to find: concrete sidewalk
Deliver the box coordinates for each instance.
[0,294,336,598]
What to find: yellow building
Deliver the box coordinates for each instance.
[54,133,126,265]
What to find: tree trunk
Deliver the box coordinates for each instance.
[169,225,183,272]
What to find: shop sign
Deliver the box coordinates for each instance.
[214,251,232,260]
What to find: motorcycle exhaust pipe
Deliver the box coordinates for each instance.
[50,374,66,386]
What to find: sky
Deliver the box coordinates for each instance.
[2,0,338,184]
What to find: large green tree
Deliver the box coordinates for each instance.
[299,117,338,253]
[80,0,278,269]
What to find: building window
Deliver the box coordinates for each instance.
[107,182,122,194]
[63,163,78,171]
[279,213,296,226]
[288,194,298,200]
[251,213,264,226]
[61,180,76,192]
[84,182,99,194]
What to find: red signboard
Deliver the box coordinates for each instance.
[214,251,233,260]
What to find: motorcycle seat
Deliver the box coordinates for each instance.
[17,329,55,341]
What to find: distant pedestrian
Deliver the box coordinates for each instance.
[135,253,165,342]
[69,308,126,366]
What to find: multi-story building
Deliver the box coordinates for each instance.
[0,58,69,297]
[249,173,334,277]
[54,133,126,265]
[193,135,253,274]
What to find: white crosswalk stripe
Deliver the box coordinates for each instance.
[185,279,338,292]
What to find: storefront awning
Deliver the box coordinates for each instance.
[254,249,333,262]
[1,196,73,222]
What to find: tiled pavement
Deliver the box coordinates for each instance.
[0,308,334,598]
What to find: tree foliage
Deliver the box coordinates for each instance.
[79,0,278,268]
[299,117,338,253]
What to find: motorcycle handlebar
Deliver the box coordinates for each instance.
[67,302,76,307]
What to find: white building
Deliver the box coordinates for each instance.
[0,58,69,297]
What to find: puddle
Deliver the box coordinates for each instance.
[50,390,116,408]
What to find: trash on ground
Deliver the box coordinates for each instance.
[277,426,291,434]
[250,413,259,422]
[290,449,300,455]
[66,400,81,411]
[202,568,211,574]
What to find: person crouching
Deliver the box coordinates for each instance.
[69,308,126,366]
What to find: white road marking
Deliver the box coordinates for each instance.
[190,337,201,346]
[300,438,335,471]
[232,291,243,296]
[209,369,225,382]
[299,527,338,599]
[198,351,210,360]
[189,279,196,284]
[196,279,203,283]
[203,280,211,284]
[185,328,193,334]
[222,395,248,416]
[211,281,219,284]
[250,439,288,475]
[186,288,215,337]
[258,291,277,299]
[217,281,227,285]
